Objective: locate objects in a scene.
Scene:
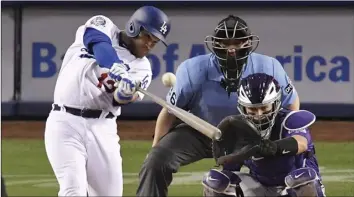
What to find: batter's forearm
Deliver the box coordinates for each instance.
[152,108,176,147]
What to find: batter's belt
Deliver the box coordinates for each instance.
[52,104,115,119]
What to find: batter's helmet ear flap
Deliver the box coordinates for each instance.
[126,21,140,38]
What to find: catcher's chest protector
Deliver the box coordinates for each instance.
[243,110,319,186]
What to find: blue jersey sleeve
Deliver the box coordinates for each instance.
[272,58,298,107]
[166,61,194,110]
[83,15,123,69]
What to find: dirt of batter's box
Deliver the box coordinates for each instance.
[2,120,354,142]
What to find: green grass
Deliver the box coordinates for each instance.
[2,139,354,196]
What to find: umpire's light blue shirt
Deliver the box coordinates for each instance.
[166,53,297,127]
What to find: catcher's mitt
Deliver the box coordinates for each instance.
[212,115,262,166]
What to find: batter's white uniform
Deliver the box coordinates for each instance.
[44,15,152,196]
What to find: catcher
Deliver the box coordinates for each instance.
[203,73,326,197]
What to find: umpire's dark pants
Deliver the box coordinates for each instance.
[2,176,8,197]
[136,123,213,197]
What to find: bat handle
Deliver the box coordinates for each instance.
[136,86,147,95]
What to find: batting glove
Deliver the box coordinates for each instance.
[115,77,137,101]
[109,62,130,82]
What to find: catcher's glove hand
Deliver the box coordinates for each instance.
[212,115,262,166]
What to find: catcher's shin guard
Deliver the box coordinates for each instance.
[202,169,243,197]
[284,167,326,197]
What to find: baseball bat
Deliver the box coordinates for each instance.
[137,87,222,141]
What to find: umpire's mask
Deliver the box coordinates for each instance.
[205,15,260,95]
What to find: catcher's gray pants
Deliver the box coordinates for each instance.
[136,123,213,197]
[222,172,326,197]
[202,172,285,197]
[232,172,285,196]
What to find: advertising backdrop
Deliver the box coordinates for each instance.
[2,7,354,117]
[2,9,15,102]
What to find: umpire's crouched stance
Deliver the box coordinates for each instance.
[136,15,300,197]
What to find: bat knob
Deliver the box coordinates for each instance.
[213,129,222,141]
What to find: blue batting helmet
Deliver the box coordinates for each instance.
[126,6,171,46]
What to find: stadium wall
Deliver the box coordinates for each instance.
[2,2,354,119]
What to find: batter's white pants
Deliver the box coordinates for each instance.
[44,110,123,196]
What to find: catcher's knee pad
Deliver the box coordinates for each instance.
[142,147,179,172]
[284,167,326,197]
[202,169,243,197]
[203,186,235,197]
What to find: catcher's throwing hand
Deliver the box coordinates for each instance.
[216,138,279,165]
[216,144,259,166]
[258,139,278,157]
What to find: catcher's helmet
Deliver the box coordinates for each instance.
[237,73,282,139]
[126,6,171,46]
[205,15,260,94]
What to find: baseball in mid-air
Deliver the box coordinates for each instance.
[162,72,176,87]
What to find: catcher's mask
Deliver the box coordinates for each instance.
[205,15,260,95]
[237,73,282,139]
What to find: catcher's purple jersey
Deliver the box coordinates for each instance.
[242,109,321,187]
[166,53,297,126]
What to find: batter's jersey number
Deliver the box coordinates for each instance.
[97,73,116,93]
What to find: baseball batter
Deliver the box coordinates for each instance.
[44,6,171,196]
[137,15,300,196]
[202,73,325,197]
